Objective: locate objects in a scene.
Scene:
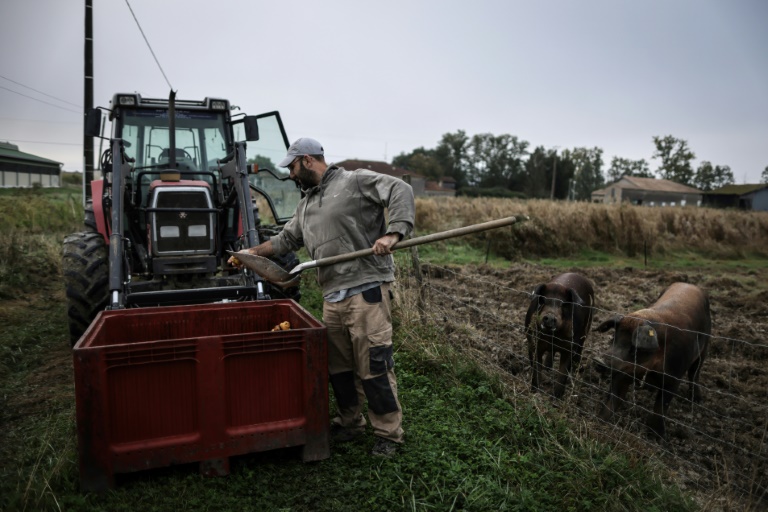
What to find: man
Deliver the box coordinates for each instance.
[232,137,414,457]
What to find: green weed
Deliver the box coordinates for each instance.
[415,241,509,267]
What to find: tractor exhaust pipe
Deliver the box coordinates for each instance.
[168,89,176,170]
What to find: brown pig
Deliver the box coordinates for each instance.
[595,282,711,439]
[525,273,595,398]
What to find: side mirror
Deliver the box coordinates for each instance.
[85,108,102,137]
[243,116,259,141]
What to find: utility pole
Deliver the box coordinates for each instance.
[549,147,559,200]
[83,0,94,205]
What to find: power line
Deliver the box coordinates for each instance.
[0,74,82,109]
[0,85,81,115]
[124,0,173,91]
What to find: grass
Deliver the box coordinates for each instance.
[410,241,509,267]
[0,285,696,511]
[408,242,768,278]
[8,191,766,511]
[0,182,81,198]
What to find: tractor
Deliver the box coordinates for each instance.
[63,91,302,345]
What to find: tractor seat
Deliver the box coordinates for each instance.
[158,148,197,171]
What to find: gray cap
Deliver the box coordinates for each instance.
[278,137,324,167]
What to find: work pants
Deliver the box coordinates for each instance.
[323,283,404,443]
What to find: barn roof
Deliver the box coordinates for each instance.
[0,141,62,167]
[614,176,701,194]
[706,183,768,195]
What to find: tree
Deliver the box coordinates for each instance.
[407,152,443,179]
[606,156,653,181]
[524,146,550,199]
[523,146,573,200]
[434,131,470,189]
[762,166,768,184]
[392,147,443,180]
[565,147,605,200]
[712,164,734,189]
[693,161,734,191]
[465,133,529,190]
[248,154,281,174]
[652,135,696,185]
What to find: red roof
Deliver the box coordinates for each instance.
[336,159,455,194]
[336,159,427,180]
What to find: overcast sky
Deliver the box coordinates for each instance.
[1,0,766,183]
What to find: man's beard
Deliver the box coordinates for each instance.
[294,161,316,189]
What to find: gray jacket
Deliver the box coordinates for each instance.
[271,165,415,295]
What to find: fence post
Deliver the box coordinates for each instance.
[410,245,426,323]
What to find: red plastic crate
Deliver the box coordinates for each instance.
[72,300,329,491]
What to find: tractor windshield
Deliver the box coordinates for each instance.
[116,106,300,223]
[235,113,302,223]
[119,109,229,171]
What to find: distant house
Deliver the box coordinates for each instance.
[703,184,768,211]
[426,176,457,197]
[336,159,456,197]
[591,176,702,206]
[0,141,62,188]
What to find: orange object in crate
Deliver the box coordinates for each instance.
[72,300,329,492]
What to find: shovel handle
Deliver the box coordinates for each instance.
[293,215,528,273]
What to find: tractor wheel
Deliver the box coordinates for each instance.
[84,200,98,232]
[63,231,109,346]
[268,251,302,302]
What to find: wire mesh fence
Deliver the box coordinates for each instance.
[393,258,768,508]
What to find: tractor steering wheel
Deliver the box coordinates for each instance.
[159,148,193,160]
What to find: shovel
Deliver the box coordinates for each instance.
[229,214,528,288]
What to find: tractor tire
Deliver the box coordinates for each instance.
[84,200,98,232]
[63,231,109,346]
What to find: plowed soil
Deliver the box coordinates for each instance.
[410,262,768,506]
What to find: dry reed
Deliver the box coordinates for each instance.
[415,197,768,259]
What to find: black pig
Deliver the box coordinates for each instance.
[525,273,595,398]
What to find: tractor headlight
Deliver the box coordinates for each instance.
[188,225,207,237]
[159,225,180,238]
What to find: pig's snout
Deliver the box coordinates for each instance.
[541,313,558,331]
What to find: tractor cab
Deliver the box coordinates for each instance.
[63,92,303,344]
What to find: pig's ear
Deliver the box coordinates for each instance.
[531,284,545,302]
[596,316,621,332]
[567,288,584,307]
[631,322,659,351]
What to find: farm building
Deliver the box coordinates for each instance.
[703,183,768,211]
[0,141,62,188]
[591,176,702,206]
[336,159,456,197]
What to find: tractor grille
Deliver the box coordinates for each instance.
[149,187,215,256]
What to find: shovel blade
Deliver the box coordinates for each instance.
[227,251,300,289]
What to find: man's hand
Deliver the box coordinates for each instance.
[227,248,252,268]
[372,233,401,255]
[228,240,274,267]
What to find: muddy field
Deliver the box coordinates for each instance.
[402,262,768,506]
